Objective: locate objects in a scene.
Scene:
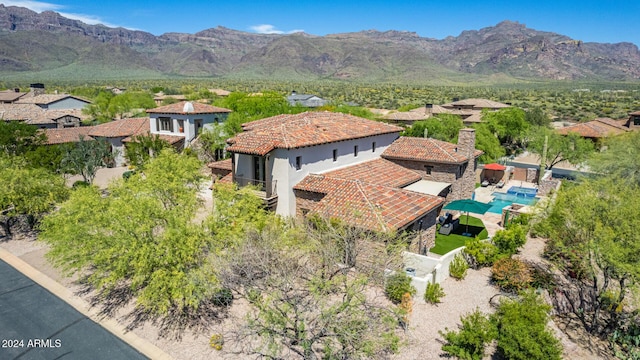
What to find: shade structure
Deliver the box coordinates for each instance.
[484,163,506,171]
[443,199,492,235]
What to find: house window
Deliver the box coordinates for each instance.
[372,141,376,152]
[333,149,338,162]
[177,119,185,133]
[295,156,302,171]
[634,116,640,126]
[158,117,172,132]
[354,145,359,157]
[425,165,433,175]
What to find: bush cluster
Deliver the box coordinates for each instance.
[424,282,445,304]
[491,257,532,293]
[449,253,469,280]
[385,273,416,304]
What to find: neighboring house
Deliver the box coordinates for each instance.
[621,111,640,129]
[224,111,403,216]
[381,129,482,203]
[0,104,88,129]
[208,88,231,97]
[147,101,232,148]
[87,118,149,167]
[153,93,187,106]
[383,99,510,126]
[0,89,26,103]
[211,112,481,248]
[16,84,91,110]
[287,91,329,107]
[42,127,94,145]
[556,117,630,142]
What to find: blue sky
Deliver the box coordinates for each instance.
[4,0,639,46]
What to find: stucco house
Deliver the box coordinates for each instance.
[383,98,511,126]
[556,117,630,143]
[287,91,329,108]
[147,101,232,149]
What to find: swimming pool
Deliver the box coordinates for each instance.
[487,192,538,214]
[507,186,538,198]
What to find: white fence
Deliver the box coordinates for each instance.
[401,248,466,302]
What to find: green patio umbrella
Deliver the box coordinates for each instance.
[443,199,492,235]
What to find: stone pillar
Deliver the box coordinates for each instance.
[449,128,477,201]
[526,168,538,183]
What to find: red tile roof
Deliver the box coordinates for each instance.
[207,158,233,171]
[556,118,628,138]
[147,101,231,114]
[0,90,26,103]
[306,179,443,232]
[442,98,510,109]
[88,118,149,138]
[42,127,94,145]
[318,158,421,188]
[16,94,90,105]
[382,136,481,164]
[227,112,402,155]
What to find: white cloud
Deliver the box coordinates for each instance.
[250,24,304,35]
[3,0,62,12]
[4,0,133,29]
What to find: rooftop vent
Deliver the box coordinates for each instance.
[183,102,194,113]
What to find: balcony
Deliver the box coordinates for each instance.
[234,176,278,210]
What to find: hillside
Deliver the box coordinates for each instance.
[1,4,639,82]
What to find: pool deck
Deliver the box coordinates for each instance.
[472,180,538,237]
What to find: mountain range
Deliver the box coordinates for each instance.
[1,4,639,83]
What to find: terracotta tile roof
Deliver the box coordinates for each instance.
[88,117,149,138]
[217,172,233,184]
[147,101,231,114]
[319,158,421,188]
[0,90,26,103]
[227,112,403,156]
[42,127,94,145]
[207,158,233,171]
[556,118,628,138]
[382,108,430,121]
[306,179,443,232]
[630,111,640,116]
[382,136,480,164]
[27,109,90,125]
[442,98,510,109]
[0,103,43,121]
[16,94,90,105]
[208,89,231,96]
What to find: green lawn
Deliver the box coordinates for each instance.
[430,215,488,255]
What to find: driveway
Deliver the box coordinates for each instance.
[0,259,148,360]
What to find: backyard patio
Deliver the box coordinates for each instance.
[429,215,488,255]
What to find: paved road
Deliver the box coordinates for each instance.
[0,259,148,360]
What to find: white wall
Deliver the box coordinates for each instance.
[402,247,466,303]
[149,112,229,144]
[46,97,90,110]
[271,132,399,216]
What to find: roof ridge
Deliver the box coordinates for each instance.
[354,180,388,232]
[429,138,458,162]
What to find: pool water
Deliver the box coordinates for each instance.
[487,192,538,214]
[506,186,537,198]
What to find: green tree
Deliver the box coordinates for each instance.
[402,114,464,141]
[471,123,505,163]
[24,144,68,173]
[40,151,216,316]
[0,156,68,238]
[440,309,497,360]
[493,291,562,360]
[196,125,230,162]
[539,177,640,336]
[589,131,640,185]
[124,134,170,169]
[82,91,115,123]
[527,126,594,170]
[0,121,46,155]
[525,107,551,127]
[483,107,529,154]
[61,137,113,184]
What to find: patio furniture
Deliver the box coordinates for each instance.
[496,180,505,188]
[439,223,453,235]
[481,179,489,187]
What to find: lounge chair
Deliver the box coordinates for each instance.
[496,180,505,188]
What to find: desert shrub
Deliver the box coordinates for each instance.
[385,272,416,304]
[399,292,413,330]
[209,333,224,350]
[72,180,90,189]
[449,253,469,280]
[529,263,556,291]
[440,309,497,360]
[424,282,445,304]
[491,258,532,293]
[463,237,500,269]
[611,323,640,360]
[493,291,562,360]
[211,288,233,307]
[492,224,527,255]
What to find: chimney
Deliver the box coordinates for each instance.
[14,88,19,93]
[291,90,297,96]
[457,128,476,159]
[29,83,45,97]
[452,97,460,102]
[425,103,433,115]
